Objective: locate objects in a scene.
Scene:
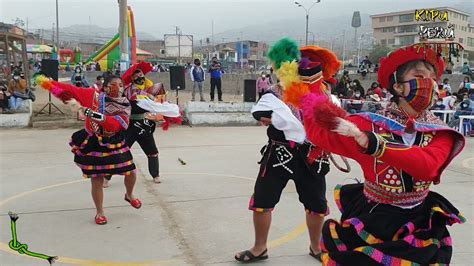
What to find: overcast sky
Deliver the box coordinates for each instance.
[1,0,471,39]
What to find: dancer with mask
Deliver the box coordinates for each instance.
[285,44,466,265]
[36,75,142,225]
[235,39,341,263]
[122,63,181,184]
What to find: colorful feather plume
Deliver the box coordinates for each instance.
[277,61,300,88]
[268,38,301,70]
[283,82,310,108]
[161,116,183,131]
[35,75,74,103]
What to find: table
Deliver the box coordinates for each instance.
[458,115,474,135]
[431,110,456,123]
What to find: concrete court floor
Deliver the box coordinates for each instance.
[0,126,472,265]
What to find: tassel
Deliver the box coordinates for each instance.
[161,116,183,130]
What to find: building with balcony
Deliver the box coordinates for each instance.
[371,7,474,62]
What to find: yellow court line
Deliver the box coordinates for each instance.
[0,172,306,265]
[461,157,474,170]
[267,222,307,248]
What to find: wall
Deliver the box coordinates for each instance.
[58,72,470,96]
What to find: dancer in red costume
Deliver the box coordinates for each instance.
[282,43,466,265]
[36,75,142,225]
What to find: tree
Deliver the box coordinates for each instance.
[369,44,391,65]
[12,17,25,27]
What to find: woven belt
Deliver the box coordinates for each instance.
[363,180,430,207]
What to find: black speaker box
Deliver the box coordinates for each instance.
[41,59,59,81]
[169,66,185,90]
[244,79,256,102]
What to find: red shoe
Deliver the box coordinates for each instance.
[95,215,108,225]
[124,195,142,209]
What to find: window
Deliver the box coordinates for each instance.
[388,39,395,44]
[381,39,387,45]
[379,17,386,22]
[399,36,415,45]
[468,37,474,47]
[398,25,416,33]
[399,14,414,23]
[387,16,393,21]
[382,27,395,32]
[459,38,463,44]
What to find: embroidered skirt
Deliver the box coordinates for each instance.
[322,183,465,265]
[69,129,136,178]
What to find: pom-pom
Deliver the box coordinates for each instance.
[283,82,310,108]
[301,94,347,131]
[35,75,55,91]
[268,38,301,70]
[277,61,300,88]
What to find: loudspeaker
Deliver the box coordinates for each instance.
[41,59,59,81]
[169,66,185,90]
[244,79,256,102]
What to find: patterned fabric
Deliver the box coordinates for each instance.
[70,129,136,178]
[321,183,465,265]
[376,102,445,128]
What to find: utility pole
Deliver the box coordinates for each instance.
[56,0,59,52]
[240,31,243,69]
[176,26,181,65]
[342,30,346,69]
[119,0,129,73]
[26,17,28,36]
[52,23,55,45]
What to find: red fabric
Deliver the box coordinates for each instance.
[161,116,182,131]
[303,108,456,183]
[97,115,129,132]
[51,81,94,108]
[378,45,445,89]
[122,62,153,86]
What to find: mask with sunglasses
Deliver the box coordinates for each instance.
[402,78,438,112]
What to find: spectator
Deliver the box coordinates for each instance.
[462,62,472,78]
[71,66,90,87]
[346,89,364,114]
[441,78,452,93]
[208,56,223,102]
[256,72,271,100]
[361,56,372,68]
[430,98,446,119]
[7,72,29,111]
[0,79,11,113]
[457,76,471,100]
[448,98,474,130]
[373,63,379,73]
[367,93,382,113]
[95,62,101,72]
[351,79,365,98]
[442,92,456,110]
[92,75,104,91]
[190,58,206,102]
[445,60,453,74]
[334,70,351,98]
[366,82,379,97]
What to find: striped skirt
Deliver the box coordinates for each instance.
[321,183,465,265]
[69,129,136,178]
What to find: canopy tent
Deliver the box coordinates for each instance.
[27,44,53,53]
[136,48,153,56]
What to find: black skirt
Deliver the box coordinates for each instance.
[69,129,136,178]
[321,183,465,265]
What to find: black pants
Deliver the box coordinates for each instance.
[125,119,159,179]
[210,78,222,101]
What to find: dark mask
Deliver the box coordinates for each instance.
[133,76,145,85]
